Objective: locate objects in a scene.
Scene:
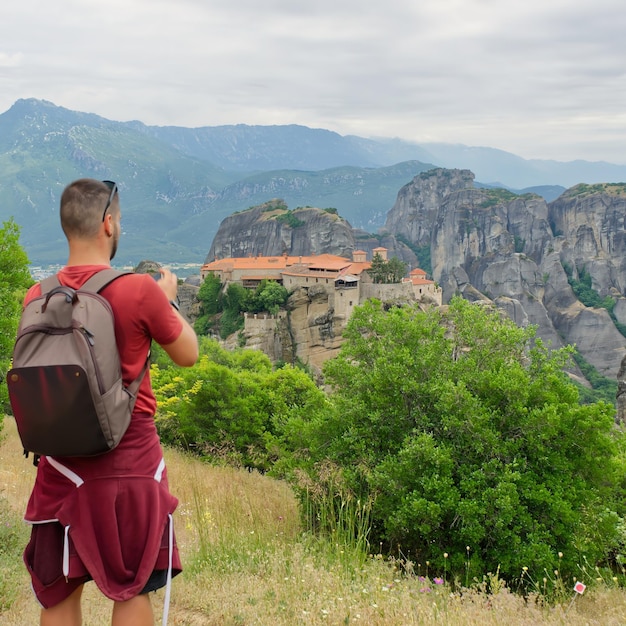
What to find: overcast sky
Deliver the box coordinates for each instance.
[2,0,625,163]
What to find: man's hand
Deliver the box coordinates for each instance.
[155,268,178,302]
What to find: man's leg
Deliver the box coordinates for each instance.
[40,583,83,626]
[112,593,154,626]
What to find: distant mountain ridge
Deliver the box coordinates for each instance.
[131,117,626,189]
[1,98,624,264]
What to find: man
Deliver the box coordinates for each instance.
[21,179,199,626]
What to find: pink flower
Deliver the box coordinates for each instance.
[434,577,444,585]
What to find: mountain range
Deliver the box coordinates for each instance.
[3,98,626,265]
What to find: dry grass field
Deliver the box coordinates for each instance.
[2,417,626,625]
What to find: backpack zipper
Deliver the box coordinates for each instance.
[78,326,106,395]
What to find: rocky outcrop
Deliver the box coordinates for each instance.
[384,174,626,381]
[206,199,418,266]
[384,168,475,248]
[238,285,346,373]
[549,185,626,295]
[206,200,355,261]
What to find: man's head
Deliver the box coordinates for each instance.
[60,179,121,260]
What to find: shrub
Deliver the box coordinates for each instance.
[153,338,327,472]
[292,297,622,584]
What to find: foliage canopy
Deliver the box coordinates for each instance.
[152,337,329,471]
[286,297,622,583]
[0,220,32,416]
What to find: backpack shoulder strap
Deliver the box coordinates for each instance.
[39,269,132,296]
[81,269,133,294]
[39,274,61,295]
[81,268,150,394]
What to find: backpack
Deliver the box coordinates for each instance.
[7,269,149,460]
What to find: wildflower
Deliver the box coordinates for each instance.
[522,566,528,572]
[420,587,431,593]
[434,578,444,585]
[443,553,448,559]
[558,552,563,558]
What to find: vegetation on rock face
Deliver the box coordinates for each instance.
[194,273,289,339]
[563,260,626,347]
[273,210,305,229]
[563,263,615,311]
[566,183,626,198]
[395,235,432,274]
[478,188,519,208]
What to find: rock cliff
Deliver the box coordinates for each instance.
[384,173,626,381]
[206,199,418,266]
[203,170,626,392]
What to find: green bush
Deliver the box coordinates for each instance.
[245,280,289,315]
[0,219,33,420]
[153,338,327,471]
[292,297,622,585]
[274,211,304,228]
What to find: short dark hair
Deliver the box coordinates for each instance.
[60,179,119,239]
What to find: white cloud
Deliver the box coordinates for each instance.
[1,0,626,163]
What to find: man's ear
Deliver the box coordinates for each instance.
[104,213,115,237]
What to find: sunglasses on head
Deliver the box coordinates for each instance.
[102,180,117,222]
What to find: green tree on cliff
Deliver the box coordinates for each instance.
[367,253,407,283]
[194,272,222,335]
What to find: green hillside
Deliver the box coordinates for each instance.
[0,100,240,265]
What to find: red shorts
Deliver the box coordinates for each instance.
[24,521,180,609]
